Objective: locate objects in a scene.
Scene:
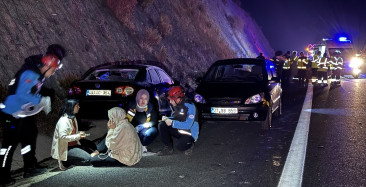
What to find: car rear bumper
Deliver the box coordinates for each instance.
[78,99,130,118]
[198,105,269,121]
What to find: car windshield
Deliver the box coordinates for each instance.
[85,69,140,81]
[204,63,264,82]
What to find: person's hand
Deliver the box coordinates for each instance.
[143,123,151,128]
[136,124,144,132]
[165,119,173,126]
[90,150,99,157]
[40,96,51,114]
[79,131,86,138]
[162,116,168,121]
[108,119,116,129]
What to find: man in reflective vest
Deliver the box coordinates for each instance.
[311,51,321,84]
[282,51,292,86]
[317,52,329,84]
[329,52,338,83]
[297,51,308,87]
[157,86,199,156]
[333,51,343,83]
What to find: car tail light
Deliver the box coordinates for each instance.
[115,86,134,96]
[68,86,82,96]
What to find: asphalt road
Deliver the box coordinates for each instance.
[12,82,307,187]
[303,78,366,187]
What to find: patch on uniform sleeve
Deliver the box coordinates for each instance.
[189,114,194,119]
[25,79,31,83]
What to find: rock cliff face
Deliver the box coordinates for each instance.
[0,0,273,95]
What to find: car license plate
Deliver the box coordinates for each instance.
[86,90,111,96]
[211,107,238,114]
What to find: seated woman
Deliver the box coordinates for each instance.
[126,89,158,153]
[51,99,96,170]
[91,107,142,167]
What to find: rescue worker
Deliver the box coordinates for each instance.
[0,44,66,185]
[311,51,322,84]
[317,52,329,85]
[289,51,299,82]
[126,89,158,153]
[329,52,338,83]
[282,51,292,86]
[334,51,343,83]
[297,51,308,87]
[157,86,199,156]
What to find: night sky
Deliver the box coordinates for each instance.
[241,0,366,54]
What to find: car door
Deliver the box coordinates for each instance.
[266,60,282,112]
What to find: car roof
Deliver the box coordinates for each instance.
[82,60,168,76]
[213,58,269,65]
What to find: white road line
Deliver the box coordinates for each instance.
[278,83,313,187]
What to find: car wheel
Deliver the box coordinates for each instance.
[261,108,272,130]
[274,97,282,117]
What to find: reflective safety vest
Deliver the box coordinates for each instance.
[283,58,292,70]
[337,57,343,69]
[329,56,338,70]
[317,57,328,72]
[312,55,320,68]
[126,104,152,123]
[297,57,308,69]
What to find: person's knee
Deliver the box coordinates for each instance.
[158,121,168,131]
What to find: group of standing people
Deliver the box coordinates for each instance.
[0,44,200,186]
[259,49,344,87]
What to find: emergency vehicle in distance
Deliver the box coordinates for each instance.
[311,36,365,78]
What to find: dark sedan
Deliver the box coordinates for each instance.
[194,58,282,130]
[68,61,177,118]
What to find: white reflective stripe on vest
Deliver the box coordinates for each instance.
[21,145,31,155]
[178,130,191,136]
[0,148,7,155]
[127,110,135,117]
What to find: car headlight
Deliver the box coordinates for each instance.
[194,94,206,104]
[245,93,264,104]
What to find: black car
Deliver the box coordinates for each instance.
[194,58,282,130]
[68,61,178,118]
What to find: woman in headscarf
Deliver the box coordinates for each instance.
[51,99,96,170]
[91,107,142,167]
[126,89,158,153]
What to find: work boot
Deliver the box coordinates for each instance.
[23,167,47,178]
[157,145,173,156]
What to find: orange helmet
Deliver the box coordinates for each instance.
[41,54,60,69]
[167,86,184,100]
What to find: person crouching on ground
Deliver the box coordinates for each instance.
[126,89,158,153]
[51,99,97,170]
[90,107,142,167]
[157,86,199,156]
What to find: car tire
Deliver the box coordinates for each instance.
[261,108,272,130]
[273,97,282,117]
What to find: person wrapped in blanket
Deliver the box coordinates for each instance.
[157,86,199,156]
[90,107,142,167]
[126,89,158,153]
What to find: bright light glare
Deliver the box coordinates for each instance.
[349,57,362,68]
[338,37,348,42]
[245,93,262,104]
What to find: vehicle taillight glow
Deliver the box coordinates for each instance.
[115,86,134,96]
[69,86,82,96]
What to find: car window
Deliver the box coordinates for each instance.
[85,69,139,81]
[156,69,173,85]
[204,64,264,82]
[148,69,161,84]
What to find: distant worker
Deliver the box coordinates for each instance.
[272,51,285,81]
[257,53,265,60]
[297,51,308,87]
[311,51,322,84]
[328,52,338,83]
[289,51,298,82]
[282,51,292,86]
[317,52,329,85]
[333,51,343,83]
